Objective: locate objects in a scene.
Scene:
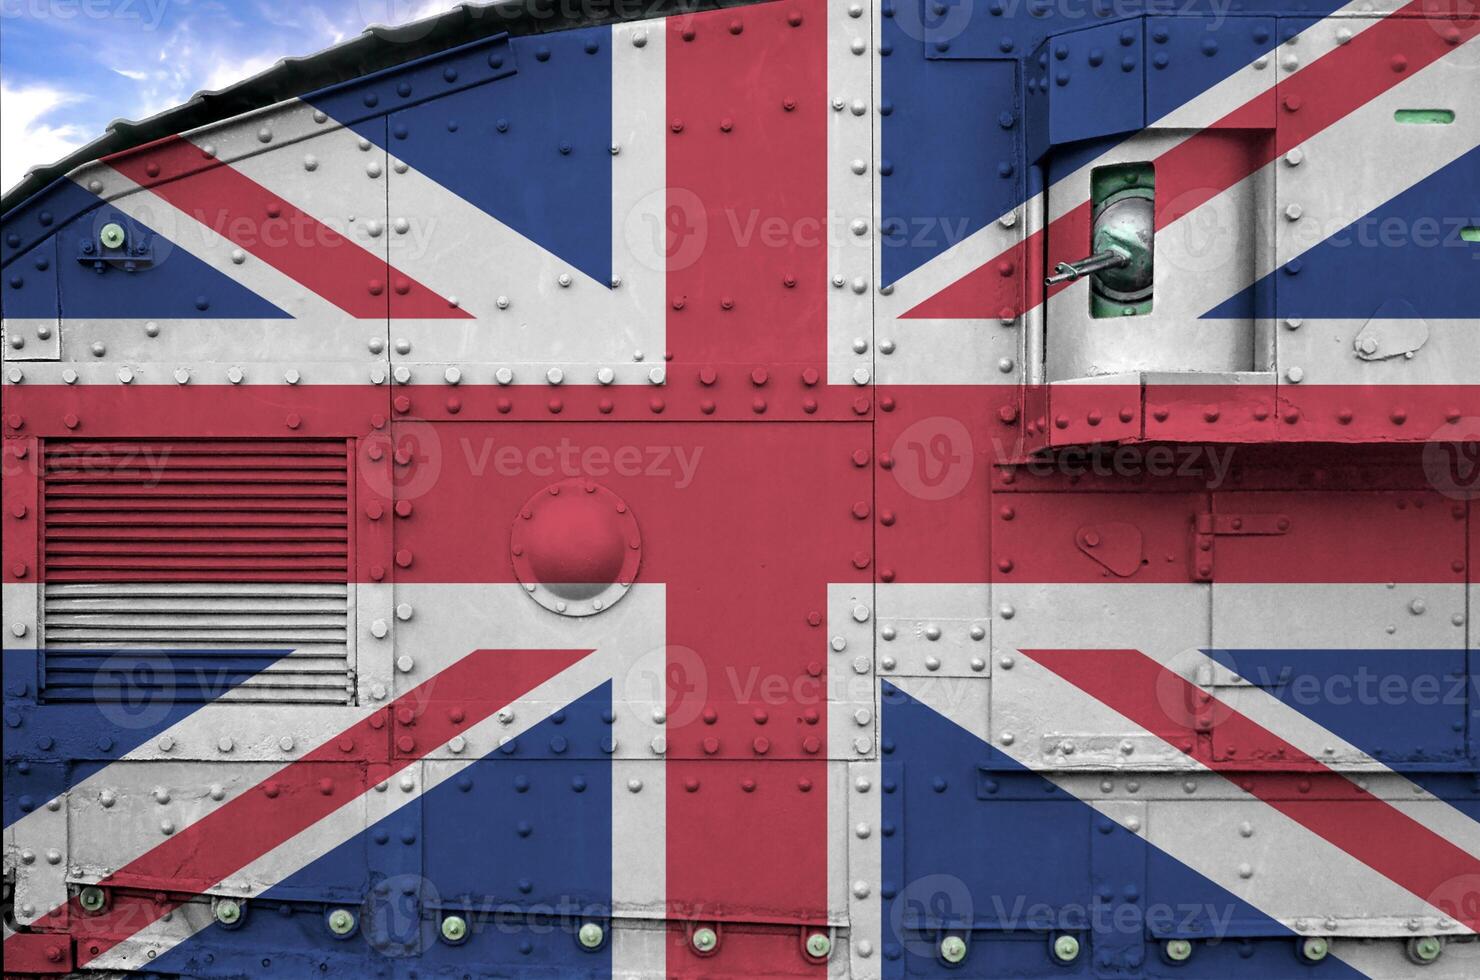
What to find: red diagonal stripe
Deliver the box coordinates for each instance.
[45,647,591,967]
[905,5,1480,319]
[104,135,470,320]
[1024,648,1480,931]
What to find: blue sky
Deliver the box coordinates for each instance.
[1,0,452,194]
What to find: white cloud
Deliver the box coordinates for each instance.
[113,68,150,81]
[0,82,89,196]
[203,54,279,93]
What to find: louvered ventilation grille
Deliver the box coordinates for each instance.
[38,440,354,705]
[42,439,351,581]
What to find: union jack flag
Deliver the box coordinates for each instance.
[2,0,1478,977]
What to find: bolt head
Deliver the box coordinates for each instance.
[1165,938,1192,962]
[578,922,604,949]
[441,914,468,943]
[79,886,107,913]
[940,935,968,964]
[99,223,126,249]
[692,926,718,953]
[328,908,356,935]
[214,898,242,925]
[1408,936,1442,964]
[1301,937,1329,962]
[805,932,832,959]
[1053,934,1081,962]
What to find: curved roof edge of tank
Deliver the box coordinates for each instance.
[1,0,760,216]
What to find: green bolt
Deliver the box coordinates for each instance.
[578,922,604,949]
[441,914,468,943]
[327,908,356,936]
[692,926,718,953]
[805,932,832,959]
[78,886,107,913]
[1053,934,1081,962]
[1408,936,1443,965]
[940,935,968,964]
[1301,937,1329,962]
[1164,938,1193,962]
[99,223,126,250]
[213,898,242,926]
